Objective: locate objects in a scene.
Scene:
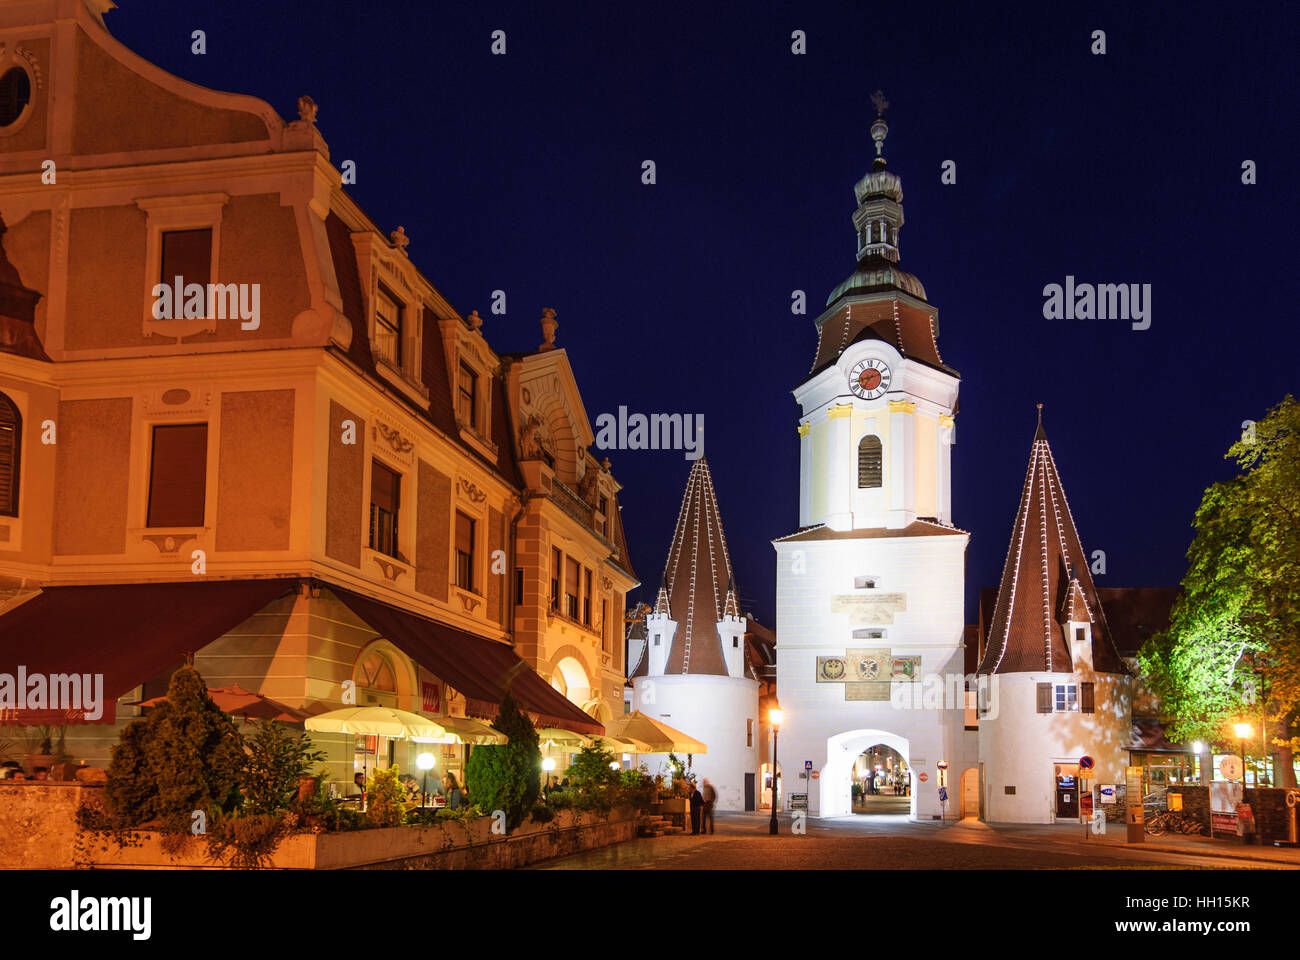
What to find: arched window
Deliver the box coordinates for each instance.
[857,434,882,489]
[0,392,20,516]
[358,651,396,693]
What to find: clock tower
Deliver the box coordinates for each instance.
[773,96,976,821]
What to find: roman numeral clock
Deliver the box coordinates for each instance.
[849,358,892,400]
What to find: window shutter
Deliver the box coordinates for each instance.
[455,511,474,555]
[147,423,208,527]
[371,462,399,514]
[1036,682,1053,714]
[0,393,19,517]
[858,435,882,488]
[160,229,212,288]
[1081,682,1095,714]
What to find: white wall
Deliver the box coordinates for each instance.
[631,673,759,812]
[978,672,1132,823]
[773,531,974,819]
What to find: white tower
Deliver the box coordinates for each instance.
[976,408,1133,823]
[774,94,978,820]
[629,458,761,811]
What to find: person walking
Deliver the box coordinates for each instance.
[701,778,717,834]
[688,782,705,834]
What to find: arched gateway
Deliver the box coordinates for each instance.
[822,729,913,818]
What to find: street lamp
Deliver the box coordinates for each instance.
[1233,723,1253,790]
[609,761,620,772]
[769,706,783,835]
[416,751,436,807]
[542,756,557,792]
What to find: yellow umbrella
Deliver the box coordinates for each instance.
[606,711,707,754]
[305,706,447,786]
[431,715,507,746]
[591,733,651,753]
[537,727,593,753]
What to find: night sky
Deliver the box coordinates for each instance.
[110,1,1298,625]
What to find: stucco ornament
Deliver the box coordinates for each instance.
[296,95,318,123]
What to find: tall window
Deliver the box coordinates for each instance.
[160,228,212,291]
[601,599,609,651]
[550,547,562,610]
[373,285,402,367]
[0,392,20,517]
[597,494,609,538]
[565,555,580,619]
[582,568,593,626]
[369,460,400,558]
[455,511,475,591]
[858,435,883,488]
[457,362,478,429]
[747,718,754,747]
[147,423,208,527]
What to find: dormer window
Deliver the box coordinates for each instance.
[374,285,402,368]
[457,362,479,429]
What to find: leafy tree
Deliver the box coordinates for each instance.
[241,720,327,815]
[566,743,620,794]
[1140,396,1300,786]
[103,664,245,827]
[463,690,540,829]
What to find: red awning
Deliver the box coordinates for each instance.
[0,579,297,725]
[332,588,603,736]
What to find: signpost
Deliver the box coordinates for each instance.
[1125,765,1144,843]
[1078,755,1095,839]
[937,760,949,822]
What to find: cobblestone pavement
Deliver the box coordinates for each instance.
[532,812,1300,870]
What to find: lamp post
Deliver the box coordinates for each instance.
[1233,723,1253,791]
[542,756,557,792]
[416,751,436,808]
[769,706,783,835]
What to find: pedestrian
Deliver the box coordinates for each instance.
[444,771,463,811]
[701,778,717,834]
[688,782,704,834]
[867,770,875,795]
[351,771,366,798]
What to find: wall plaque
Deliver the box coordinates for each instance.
[831,592,907,625]
[845,683,891,702]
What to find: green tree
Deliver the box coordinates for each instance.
[463,690,540,829]
[241,720,327,815]
[1140,396,1300,786]
[102,664,245,828]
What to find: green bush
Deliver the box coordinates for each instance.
[241,720,326,815]
[463,691,540,830]
[103,664,244,830]
[205,810,291,869]
[546,789,574,811]
[365,766,407,828]
[530,804,555,823]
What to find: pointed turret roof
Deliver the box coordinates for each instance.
[977,408,1128,675]
[654,456,737,676]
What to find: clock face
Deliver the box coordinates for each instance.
[849,358,892,400]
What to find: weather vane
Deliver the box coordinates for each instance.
[871,89,889,118]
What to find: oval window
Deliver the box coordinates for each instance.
[0,68,31,128]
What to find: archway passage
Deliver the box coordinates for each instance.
[822,729,914,819]
[851,743,911,815]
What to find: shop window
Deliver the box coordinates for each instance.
[369,460,401,558]
[147,423,208,527]
[455,511,475,591]
[0,392,20,517]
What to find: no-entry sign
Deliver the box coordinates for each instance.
[919,772,929,782]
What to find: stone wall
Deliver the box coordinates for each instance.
[1166,785,1210,825]
[1244,788,1298,843]
[0,785,642,869]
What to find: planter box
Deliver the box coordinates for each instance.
[71,805,644,870]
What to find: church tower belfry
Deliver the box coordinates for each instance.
[794,95,961,533]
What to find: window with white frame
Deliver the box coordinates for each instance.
[1054,683,1079,713]
[373,285,402,368]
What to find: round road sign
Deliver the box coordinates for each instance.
[1219,756,1242,781]
[936,760,949,770]
[919,772,929,782]
[1079,755,1095,770]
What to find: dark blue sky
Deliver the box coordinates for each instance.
[111,1,1298,625]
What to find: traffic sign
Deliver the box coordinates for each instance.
[938,786,948,802]
[1079,755,1094,771]
[811,771,819,780]
[936,759,949,770]
[919,772,929,782]
[804,760,813,771]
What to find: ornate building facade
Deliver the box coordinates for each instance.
[0,0,635,786]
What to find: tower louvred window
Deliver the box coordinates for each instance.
[858,435,882,488]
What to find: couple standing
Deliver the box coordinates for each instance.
[688,778,717,835]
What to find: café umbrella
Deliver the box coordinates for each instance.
[304,706,447,785]
[606,711,707,755]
